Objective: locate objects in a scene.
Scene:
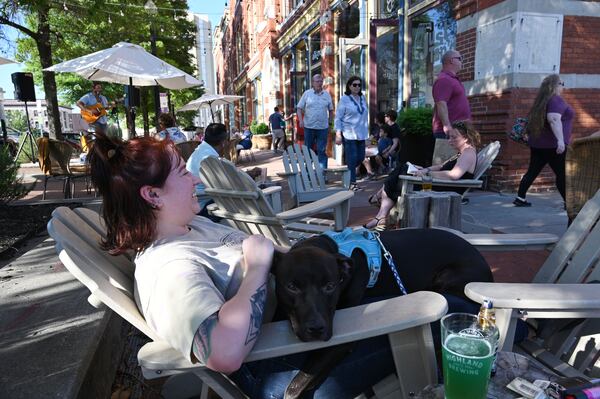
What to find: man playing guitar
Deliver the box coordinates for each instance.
[77,82,111,132]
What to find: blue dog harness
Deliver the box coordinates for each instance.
[323,228,408,295]
[323,228,382,288]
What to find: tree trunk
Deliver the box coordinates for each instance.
[35,5,62,140]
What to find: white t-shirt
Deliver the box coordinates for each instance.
[134,216,248,362]
[296,89,333,130]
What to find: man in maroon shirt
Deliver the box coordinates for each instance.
[432,50,471,139]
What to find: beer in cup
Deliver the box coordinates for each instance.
[441,313,499,399]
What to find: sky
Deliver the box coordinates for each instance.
[0,1,227,101]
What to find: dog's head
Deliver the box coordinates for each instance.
[272,240,353,342]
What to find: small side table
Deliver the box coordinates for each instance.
[416,351,558,398]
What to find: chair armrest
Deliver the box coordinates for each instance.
[138,291,447,371]
[261,185,282,195]
[276,190,353,223]
[465,283,600,310]
[399,175,483,188]
[433,227,558,251]
[324,166,349,173]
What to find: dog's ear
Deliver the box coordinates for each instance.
[336,254,353,284]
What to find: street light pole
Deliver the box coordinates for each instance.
[144,0,161,130]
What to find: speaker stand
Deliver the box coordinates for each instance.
[15,101,38,164]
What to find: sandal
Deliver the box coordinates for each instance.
[350,183,363,191]
[363,217,387,231]
[368,193,381,208]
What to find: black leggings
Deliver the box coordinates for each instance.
[517,147,566,200]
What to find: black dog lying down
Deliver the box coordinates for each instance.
[271,228,493,398]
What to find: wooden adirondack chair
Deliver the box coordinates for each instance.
[278,144,351,207]
[566,134,600,222]
[200,156,353,248]
[48,206,449,399]
[465,189,600,379]
[175,140,200,161]
[397,140,501,200]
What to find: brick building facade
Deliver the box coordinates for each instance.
[214,0,600,191]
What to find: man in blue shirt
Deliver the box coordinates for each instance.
[269,107,285,153]
[77,82,110,132]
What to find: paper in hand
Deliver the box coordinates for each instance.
[406,162,420,175]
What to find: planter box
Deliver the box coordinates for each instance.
[253,134,273,150]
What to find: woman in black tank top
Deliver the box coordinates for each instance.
[365,121,480,230]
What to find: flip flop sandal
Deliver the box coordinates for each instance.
[363,217,387,231]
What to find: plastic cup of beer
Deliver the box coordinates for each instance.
[422,174,433,191]
[441,313,498,399]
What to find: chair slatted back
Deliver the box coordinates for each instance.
[200,157,292,247]
[533,189,600,284]
[473,141,500,180]
[48,207,159,341]
[282,144,326,193]
[176,140,200,162]
[37,137,73,176]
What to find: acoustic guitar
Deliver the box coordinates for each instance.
[80,98,123,124]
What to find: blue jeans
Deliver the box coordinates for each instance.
[343,139,366,183]
[304,128,329,170]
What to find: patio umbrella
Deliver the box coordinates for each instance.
[0,56,16,65]
[178,93,244,121]
[43,42,201,89]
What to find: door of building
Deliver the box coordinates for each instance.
[369,19,402,117]
[339,38,369,100]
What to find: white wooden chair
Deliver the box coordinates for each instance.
[47,206,449,399]
[465,189,600,379]
[277,144,351,208]
[397,140,501,200]
[200,156,353,248]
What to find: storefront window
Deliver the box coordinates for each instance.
[379,0,401,19]
[376,25,400,112]
[409,1,456,108]
[309,30,321,78]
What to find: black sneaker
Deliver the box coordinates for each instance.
[513,198,532,207]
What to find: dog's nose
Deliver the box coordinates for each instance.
[306,324,325,337]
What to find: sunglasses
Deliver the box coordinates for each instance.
[559,81,565,86]
[351,83,361,87]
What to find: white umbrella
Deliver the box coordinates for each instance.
[44,42,201,89]
[0,56,16,65]
[178,94,244,120]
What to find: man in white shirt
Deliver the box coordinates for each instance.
[297,74,334,169]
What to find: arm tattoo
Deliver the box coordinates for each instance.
[192,313,218,363]
[245,283,267,345]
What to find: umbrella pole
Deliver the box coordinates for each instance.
[210,101,215,122]
[127,77,136,137]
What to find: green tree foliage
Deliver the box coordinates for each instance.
[5,110,28,132]
[0,145,31,205]
[2,0,203,136]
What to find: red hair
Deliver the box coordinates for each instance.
[89,133,177,254]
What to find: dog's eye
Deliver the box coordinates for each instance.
[286,282,300,293]
[323,282,337,293]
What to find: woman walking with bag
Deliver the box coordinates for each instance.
[335,76,369,190]
[514,74,574,207]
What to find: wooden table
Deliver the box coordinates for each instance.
[416,351,558,398]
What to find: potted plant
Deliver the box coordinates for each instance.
[250,120,273,150]
[397,107,435,167]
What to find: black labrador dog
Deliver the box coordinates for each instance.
[271,228,493,398]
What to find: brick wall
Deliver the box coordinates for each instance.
[562,16,600,74]
[456,28,476,81]
[469,88,600,192]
